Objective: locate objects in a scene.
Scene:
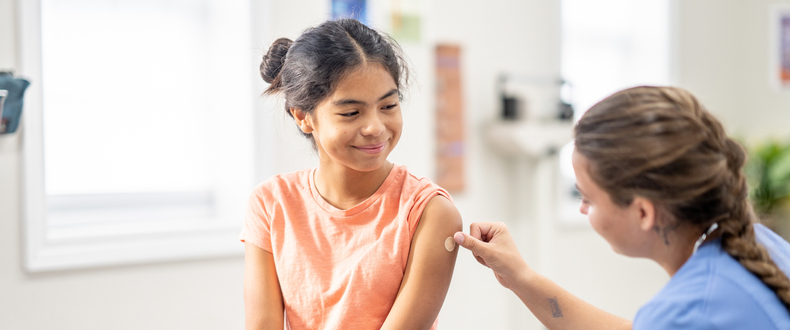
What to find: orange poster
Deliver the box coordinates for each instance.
[435,44,464,192]
[782,15,790,85]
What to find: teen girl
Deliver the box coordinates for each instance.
[240,19,462,330]
[454,86,790,329]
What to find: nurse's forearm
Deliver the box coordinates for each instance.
[510,269,631,330]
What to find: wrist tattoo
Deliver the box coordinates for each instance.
[548,296,563,318]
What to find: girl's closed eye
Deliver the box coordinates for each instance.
[339,110,359,117]
[382,103,399,110]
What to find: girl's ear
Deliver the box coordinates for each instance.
[633,197,657,232]
[291,108,314,134]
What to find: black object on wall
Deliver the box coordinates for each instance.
[497,73,575,121]
[0,72,31,134]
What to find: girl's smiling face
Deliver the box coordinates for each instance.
[293,62,402,173]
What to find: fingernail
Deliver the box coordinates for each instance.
[454,232,464,244]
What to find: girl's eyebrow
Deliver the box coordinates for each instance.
[332,89,399,106]
[378,89,399,101]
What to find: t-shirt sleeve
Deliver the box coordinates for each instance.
[239,185,273,253]
[407,181,453,237]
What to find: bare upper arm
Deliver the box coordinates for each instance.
[244,242,284,330]
[380,195,463,330]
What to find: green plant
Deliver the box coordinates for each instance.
[746,139,790,216]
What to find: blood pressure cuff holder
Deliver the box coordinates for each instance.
[0,72,31,134]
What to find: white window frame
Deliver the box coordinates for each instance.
[18,0,268,272]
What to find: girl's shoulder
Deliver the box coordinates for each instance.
[251,168,313,201]
[395,164,451,200]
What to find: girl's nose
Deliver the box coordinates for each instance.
[362,113,385,137]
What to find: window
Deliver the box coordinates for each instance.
[20,0,261,271]
[557,0,672,224]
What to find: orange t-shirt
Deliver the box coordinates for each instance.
[240,164,450,329]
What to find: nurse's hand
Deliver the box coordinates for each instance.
[454,222,530,289]
[455,223,633,330]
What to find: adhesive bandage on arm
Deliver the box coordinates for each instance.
[444,236,456,252]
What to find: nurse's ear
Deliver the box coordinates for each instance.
[632,197,657,232]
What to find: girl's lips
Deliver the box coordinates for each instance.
[355,142,387,154]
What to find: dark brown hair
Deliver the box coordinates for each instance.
[574,86,790,309]
[259,19,408,142]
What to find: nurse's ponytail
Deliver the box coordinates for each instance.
[716,130,790,308]
[574,86,790,310]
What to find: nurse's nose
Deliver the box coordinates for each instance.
[579,201,589,215]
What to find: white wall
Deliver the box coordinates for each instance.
[0,0,15,70]
[676,0,790,141]
[4,0,788,329]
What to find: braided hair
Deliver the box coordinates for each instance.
[574,86,790,309]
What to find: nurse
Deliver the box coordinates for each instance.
[454,86,790,329]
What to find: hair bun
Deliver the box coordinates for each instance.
[260,38,293,85]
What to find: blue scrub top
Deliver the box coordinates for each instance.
[633,224,790,330]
